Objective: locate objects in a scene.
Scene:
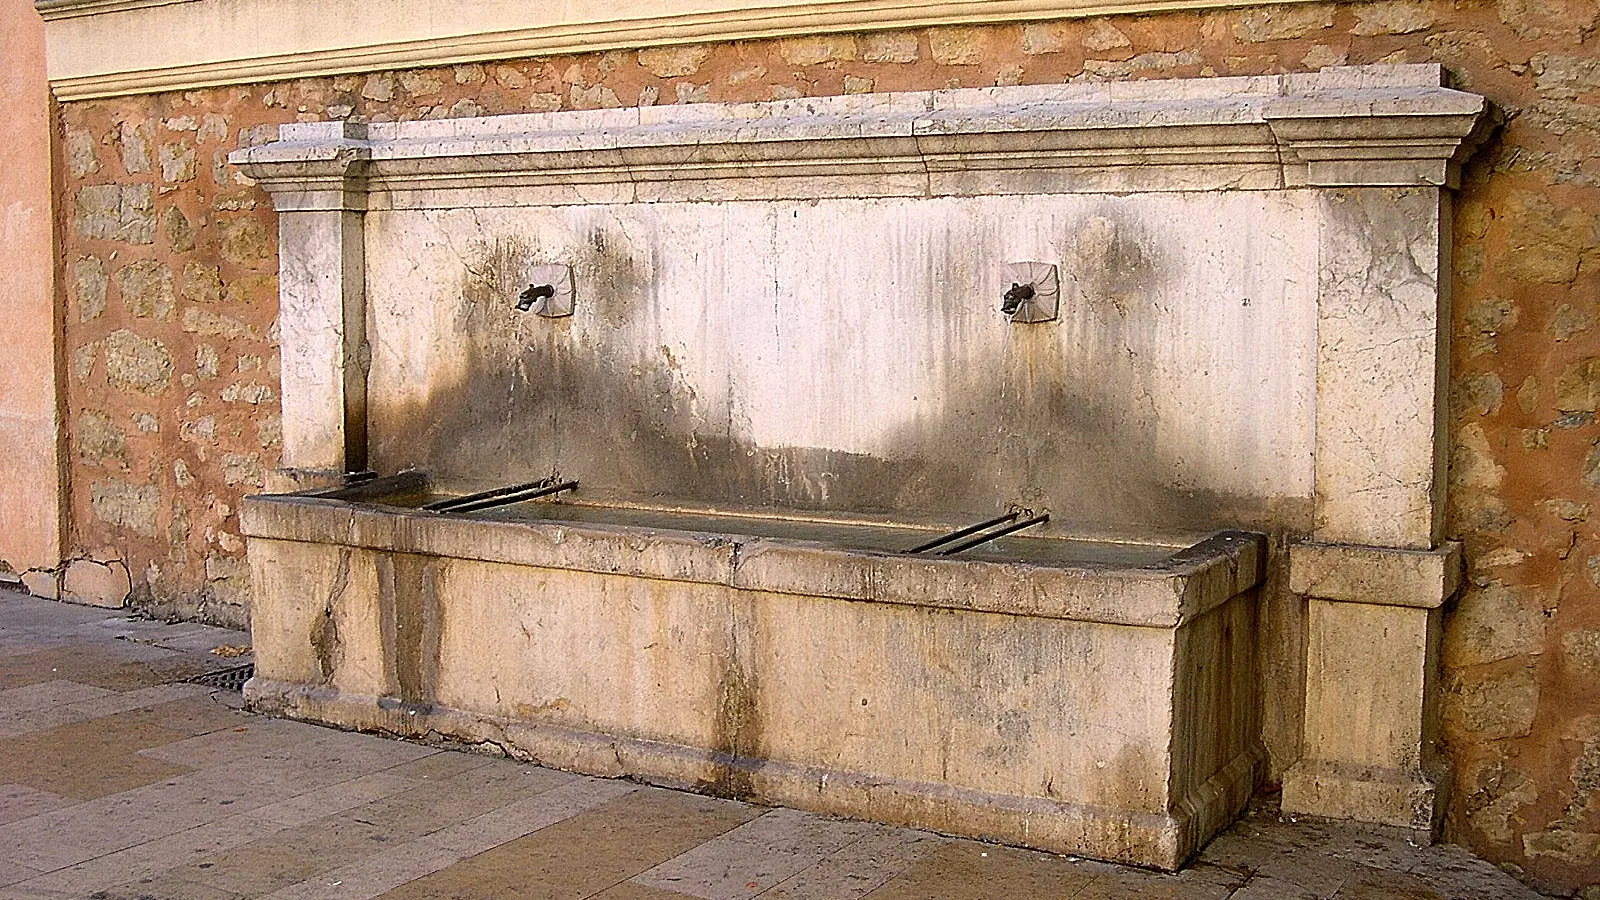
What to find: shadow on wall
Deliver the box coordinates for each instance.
[369,217,1312,538]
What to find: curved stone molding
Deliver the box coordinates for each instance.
[40,0,1331,101]
[232,65,1495,207]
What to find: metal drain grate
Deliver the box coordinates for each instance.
[188,663,253,692]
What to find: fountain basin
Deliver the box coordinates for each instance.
[242,473,1265,869]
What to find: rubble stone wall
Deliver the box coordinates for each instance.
[54,1,1600,892]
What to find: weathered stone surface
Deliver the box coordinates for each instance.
[1082,51,1201,79]
[1446,667,1540,740]
[927,27,985,65]
[90,479,160,537]
[71,256,107,322]
[65,126,99,178]
[116,260,175,320]
[61,558,131,608]
[158,143,196,183]
[178,262,222,306]
[454,63,485,84]
[222,452,264,486]
[1562,630,1600,680]
[74,184,155,244]
[638,45,711,78]
[861,31,919,63]
[21,569,59,600]
[1444,583,1546,668]
[779,35,857,65]
[204,553,251,609]
[1452,423,1505,490]
[71,342,98,384]
[218,218,271,264]
[1233,4,1335,41]
[1549,303,1593,342]
[1083,20,1132,52]
[102,329,173,395]
[1523,829,1600,864]
[1302,44,1347,69]
[1351,1,1435,36]
[492,64,528,89]
[570,84,620,108]
[362,73,394,101]
[398,70,443,96]
[195,345,219,380]
[1555,359,1600,412]
[76,409,127,466]
[1020,23,1071,55]
[118,120,150,174]
[181,305,256,337]
[161,206,194,252]
[1454,372,1504,417]
[1464,758,1539,844]
[1498,192,1596,285]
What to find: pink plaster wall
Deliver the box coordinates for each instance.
[0,0,63,576]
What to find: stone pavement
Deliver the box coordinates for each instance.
[0,587,1552,900]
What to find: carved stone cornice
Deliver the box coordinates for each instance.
[231,65,1498,208]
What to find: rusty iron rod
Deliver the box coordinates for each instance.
[422,477,560,512]
[903,511,1020,555]
[445,480,578,514]
[937,513,1050,556]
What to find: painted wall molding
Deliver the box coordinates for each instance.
[39,0,1324,100]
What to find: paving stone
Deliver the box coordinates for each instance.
[409,775,633,858]
[95,874,251,900]
[0,680,116,714]
[0,861,43,889]
[316,756,581,847]
[0,713,197,800]
[1331,865,1448,899]
[635,807,888,900]
[594,885,703,900]
[139,718,326,769]
[241,773,419,828]
[858,841,1099,900]
[1072,859,1247,899]
[0,707,85,740]
[379,749,496,782]
[0,784,73,827]
[1229,874,1322,899]
[373,787,762,900]
[14,814,288,895]
[757,827,945,900]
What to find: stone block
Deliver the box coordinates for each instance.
[21,568,59,600]
[61,558,131,608]
[1288,541,1462,608]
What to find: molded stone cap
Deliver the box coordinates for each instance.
[230,64,1498,201]
[1288,540,1464,608]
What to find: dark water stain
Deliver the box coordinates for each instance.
[698,651,763,800]
[371,208,1308,536]
[310,548,351,685]
[376,552,442,706]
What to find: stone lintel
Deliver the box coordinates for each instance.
[1289,540,1462,608]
